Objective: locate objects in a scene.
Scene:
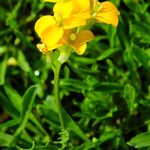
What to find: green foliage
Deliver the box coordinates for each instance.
[128,132,150,148]
[0,55,8,85]
[0,0,150,149]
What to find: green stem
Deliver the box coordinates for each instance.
[53,62,65,130]
[9,112,29,146]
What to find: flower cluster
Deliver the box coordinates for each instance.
[35,0,120,58]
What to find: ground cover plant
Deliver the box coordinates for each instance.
[0,0,150,149]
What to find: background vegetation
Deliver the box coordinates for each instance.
[0,0,150,149]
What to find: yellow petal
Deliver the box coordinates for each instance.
[95,1,120,27]
[95,12,119,27]
[64,17,86,29]
[53,2,73,19]
[90,0,98,9]
[60,29,73,44]
[74,30,94,45]
[72,0,90,12]
[72,11,91,19]
[47,43,63,51]
[73,43,87,55]
[41,25,64,49]
[99,2,119,13]
[34,15,56,37]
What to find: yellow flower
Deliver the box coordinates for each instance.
[92,1,120,27]
[35,0,119,54]
[60,30,94,55]
[34,0,92,52]
[53,0,91,29]
[35,15,64,52]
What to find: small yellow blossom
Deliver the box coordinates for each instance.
[35,15,63,52]
[60,30,94,55]
[91,1,120,27]
[34,0,120,56]
[34,0,92,52]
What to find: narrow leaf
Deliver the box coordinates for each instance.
[97,48,120,61]
[0,55,7,85]
[21,85,37,121]
[0,132,13,147]
[0,91,20,118]
[128,132,150,148]
[132,44,150,71]
[63,108,89,141]
[4,83,22,111]
[123,84,136,113]
[17,51,31,72]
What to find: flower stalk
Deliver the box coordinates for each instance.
[53,61,65,130]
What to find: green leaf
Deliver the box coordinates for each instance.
[123,84,136,113]
[100,128,121,144]
[16,141,35,150]
[0,6,6,22]
[9,85,37,146]
[0,46,7,55]
[0,119,19,130]
[132,44,150,71]
[0,132,13,147]
[123,47,138,79]
[17,51,31,72]
[41,97,88,141]
[130,21,150,43]
[29,113,48,135]
[35,144,59,150]
[117,17,130,49]
[14,29,35,49]
[70,56,96,65]
[21,85,37,121]
[127,132,150,148]
[110,0,120,6]
[62,109,89,141]
[95,82,123,93]
[4,84,47,137]
[106,25,117,48]
[97,48,120,61]
[0,55,7,85]
[60,79,87,92]
[4,83,22,112]
[123,0,141,12]
[0,91,20,118]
